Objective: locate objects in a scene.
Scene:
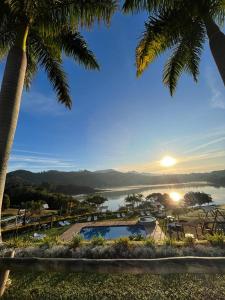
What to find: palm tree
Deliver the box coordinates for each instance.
[123,0,225,94]
[0,0,117,242]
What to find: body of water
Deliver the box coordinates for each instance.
[80,225,147,240]
[99,182,225,211]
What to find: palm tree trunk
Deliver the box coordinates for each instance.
[205,18,225,85]
[0,26,28,243]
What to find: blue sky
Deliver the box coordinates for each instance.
[4,11,225,174]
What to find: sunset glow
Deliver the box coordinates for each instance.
[160,156,177,168]
[170,192,182,202]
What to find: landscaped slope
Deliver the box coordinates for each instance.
[2,272,225,300]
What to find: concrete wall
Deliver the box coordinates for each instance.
[1,257,225,274]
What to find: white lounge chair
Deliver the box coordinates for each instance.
[146,211,151,216]
[121,213,126,218]
[58,221,65,227]
[93,216,98,221]
[33,233,46,240]
[87,216,92,222]
[64,221,70,226]
[117,213,121,218]
[140,211,145,216]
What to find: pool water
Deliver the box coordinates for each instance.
[80,225,147,240]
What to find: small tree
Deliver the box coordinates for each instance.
[85,195,107,210]
[184,192,212,207]
[2,194,10,211]
[125,194,142,208]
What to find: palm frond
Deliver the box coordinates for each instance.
[24,44,38,90]
[60,30,99,70]
[136,12,182,76]
[30,34,72,109]
[123,0,177,13]
[163,42,188,96]
[163,21,205,95]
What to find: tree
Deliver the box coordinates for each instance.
[85,194,107,208]
[2,194,10,211]
[184,192,212,206]
[0,1,117,242]
[123,0,225,94]
[125,193,143,208]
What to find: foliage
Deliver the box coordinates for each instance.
[5,236,33,248]
[114,237,130,252]
[184,192,212,207]
[84,194,107,207]
[163,237,176,246]
[125,194,143,208]
[0,1,117,107]
[129,234,145,241]
[123,0,225,94]
[183,234,195,247]
[70,234,84,248]
[2,194,10,210]
[206,233,225,247]
[3,271,225,299]
[5,184,79,212]
[145,237,155,247]
[146,192,177,209]
[41,235,63,248]
[91,235,105,246]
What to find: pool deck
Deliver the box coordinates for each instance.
[61,220,165,242]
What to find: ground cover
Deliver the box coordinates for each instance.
[2,271,225,300]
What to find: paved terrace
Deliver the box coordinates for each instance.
[61,220,165,242]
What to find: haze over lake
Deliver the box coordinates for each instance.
[100,182,225,211]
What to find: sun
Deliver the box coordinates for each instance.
[170,192,182,202]
[160,156,177,167]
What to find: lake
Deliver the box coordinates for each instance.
[99,182,225,211]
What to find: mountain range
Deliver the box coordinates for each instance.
[6,169,225,189]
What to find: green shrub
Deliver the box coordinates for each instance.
[6,237,33,248]
[91,235,105,246]
[145,237,155,247]
[206,233,225,247]
[114,237,130,251]
[41,235,63,248]
[129,234,145,241]
[163,238,176,246]
[70,234,83,248]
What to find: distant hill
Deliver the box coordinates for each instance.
[6,169,225,189]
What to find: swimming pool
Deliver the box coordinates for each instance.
[80,225,147,240]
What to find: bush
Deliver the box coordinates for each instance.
[183,234,195,247]
[129,234,145,241]
[91,235,105,246]
[145,237,155,248]
[163,238,176,246]
[206,233,225,247]
[41,235,63,248]
[6,237,33,248]
[114,237,130,254]
[70,234,83,248]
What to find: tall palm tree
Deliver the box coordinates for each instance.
[0,0,117,242]
[123,0,225,95]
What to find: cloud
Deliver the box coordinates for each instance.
[206,67,225,109]
[9,153,77,172]
[21,91,69,116]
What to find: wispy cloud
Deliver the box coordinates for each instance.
[9,153,77,172]
[206,67,225,109]
[184,135,225,154]
[21,91,69,116]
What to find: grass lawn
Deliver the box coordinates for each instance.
[2,272,225,300]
